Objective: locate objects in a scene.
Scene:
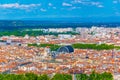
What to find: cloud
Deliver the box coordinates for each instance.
[91,2,104,8]
[53,7,56,9]
[91,2,100,5]
[115,12,120,16]
[48,3,52,6]
[113,1,118,3]
[68,6,81,10]
[72,0,82,3]
[0,3,41,9]
[70,7,77,9]
[40,8,46,12]
[113,0,120,3]
[71,0,104,8]
[97,5,104,8]
[62,2,72,6]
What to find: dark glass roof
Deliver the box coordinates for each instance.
[57,45,74,53]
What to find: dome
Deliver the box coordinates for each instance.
[57,45,74,53]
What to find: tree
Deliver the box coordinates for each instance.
[51,74,72,80]
[37,74,50,80]
[89,71,98,80]
[15,74,28,80]
[76,73,89,80]
[0,74,4,80]
[25,73,38,80]
[101,72,113,80]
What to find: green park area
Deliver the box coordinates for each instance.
[28,43,120,51]
[0,71,113,80]
[73,43,120,50]
[28,43,60,51]
[0,30,78,37]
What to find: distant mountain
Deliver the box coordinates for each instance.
[0,20,120,31]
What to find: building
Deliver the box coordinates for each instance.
[57,45,74,54]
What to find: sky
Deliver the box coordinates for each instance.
[0,0,120,22]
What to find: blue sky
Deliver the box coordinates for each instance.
[0,0,120,21]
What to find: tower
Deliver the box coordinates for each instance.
[44,46,51,57]
[6,39,12,45]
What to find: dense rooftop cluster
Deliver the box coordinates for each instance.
[0,27,120,79]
